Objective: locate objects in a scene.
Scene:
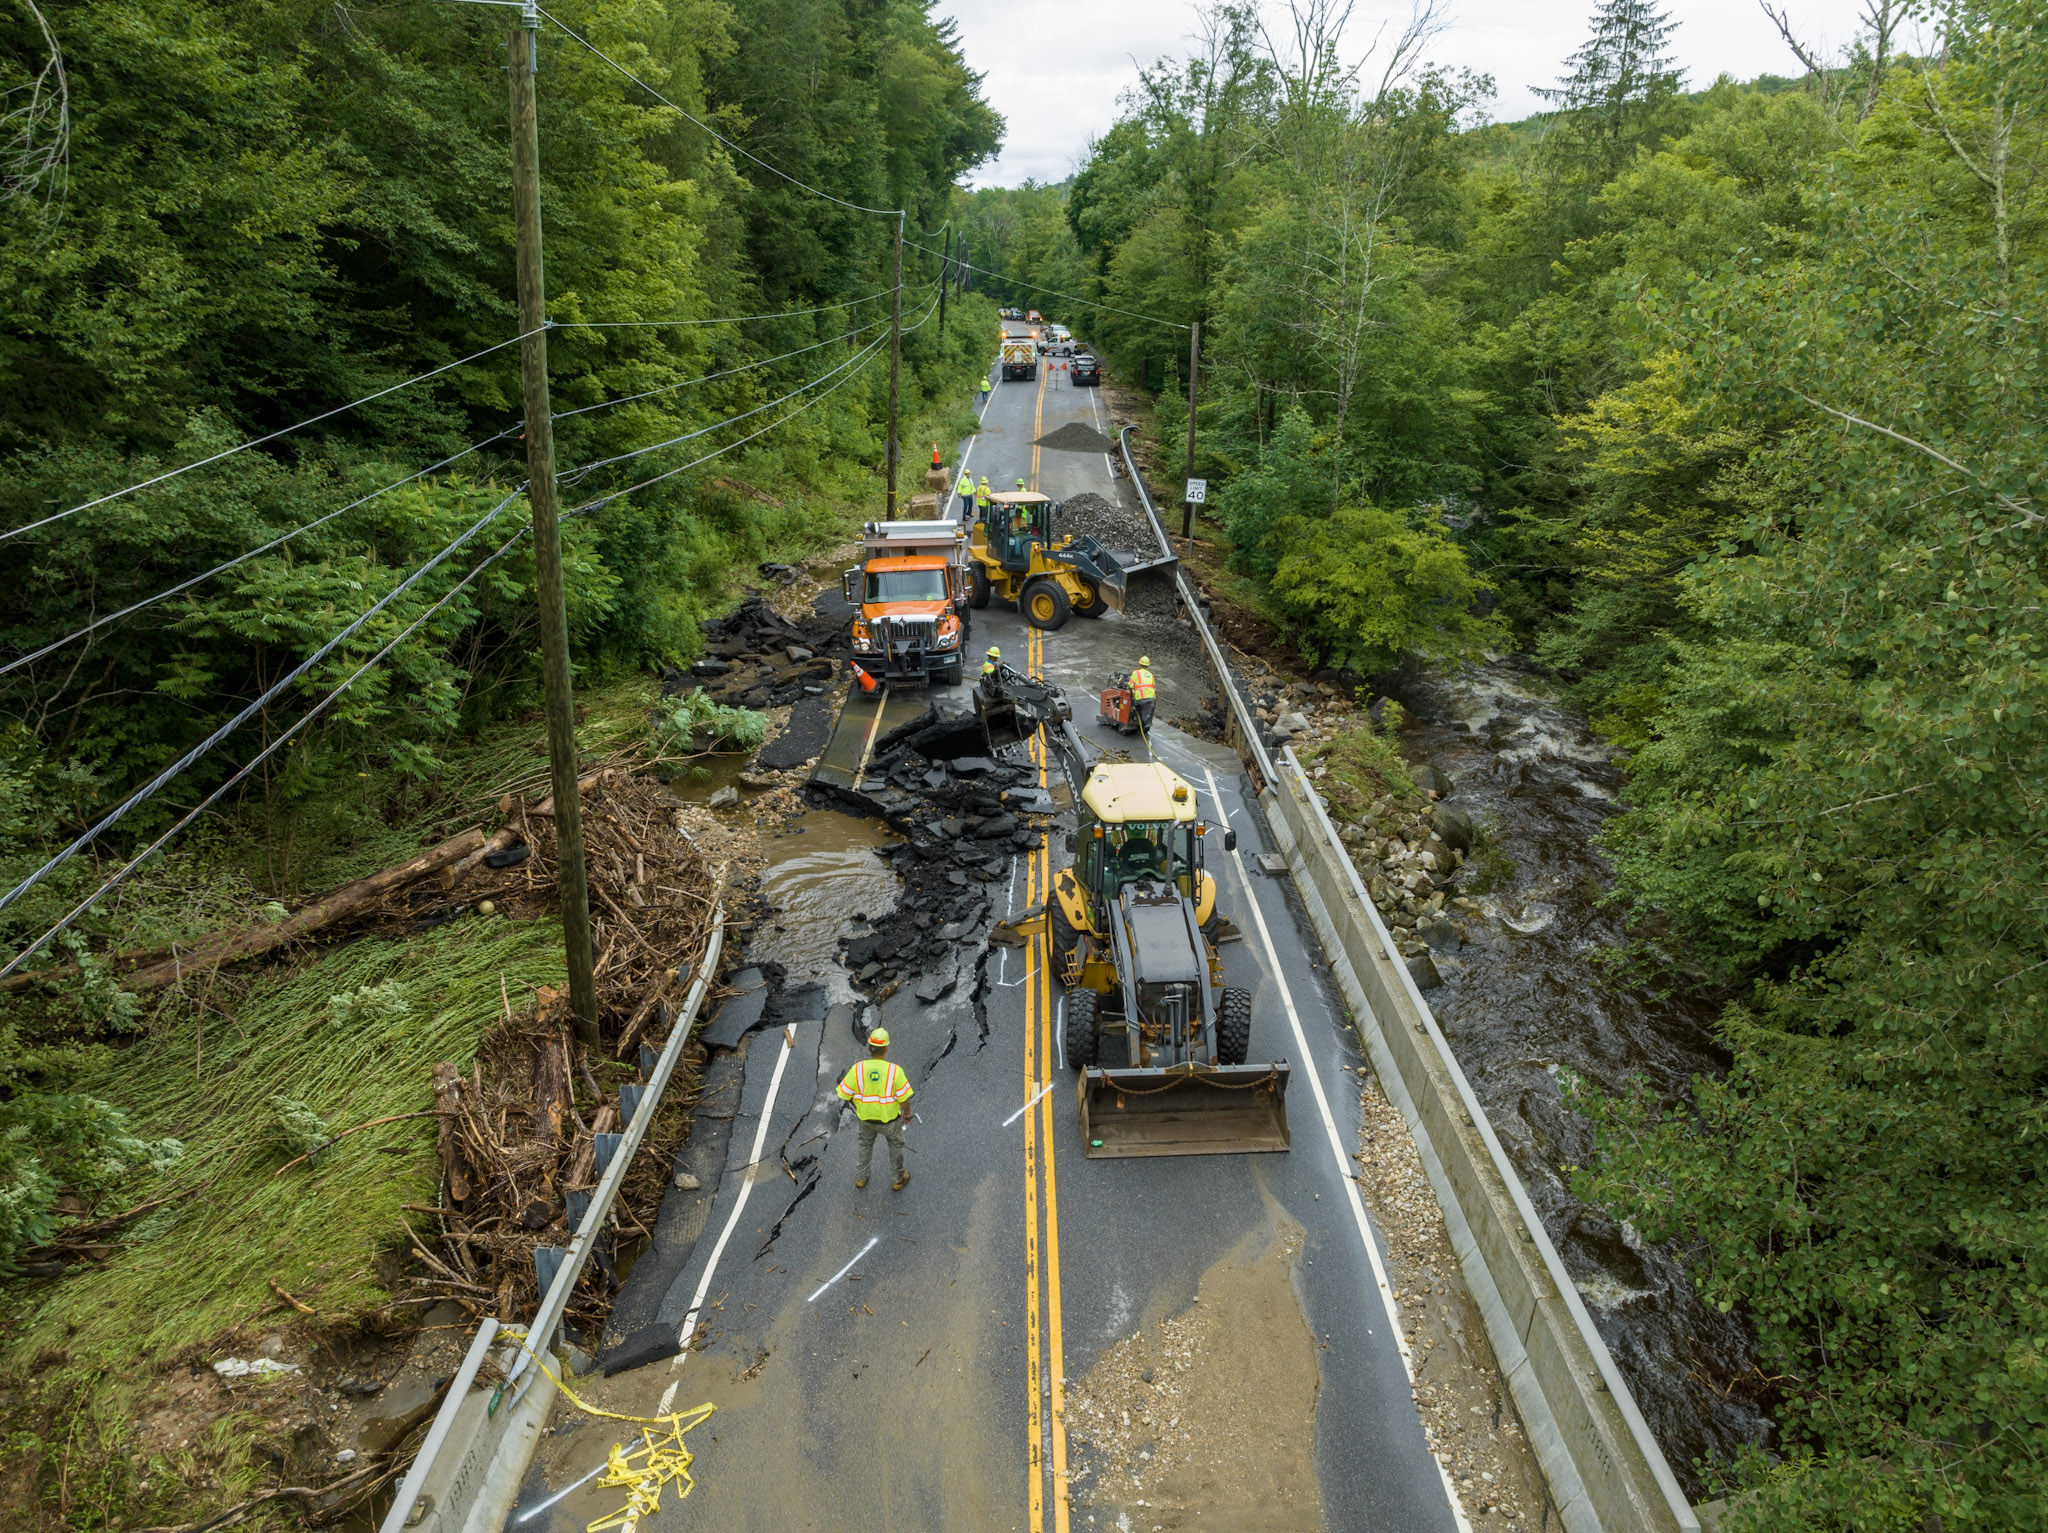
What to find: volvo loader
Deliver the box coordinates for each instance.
[977,665,1290,1157]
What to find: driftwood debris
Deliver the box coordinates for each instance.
[0,826,519,996]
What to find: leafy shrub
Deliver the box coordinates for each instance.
[654,689,770,754]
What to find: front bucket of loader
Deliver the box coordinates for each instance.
[1092,552,1179,614]
[1077,1061,1291,1157]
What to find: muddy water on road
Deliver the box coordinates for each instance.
[1390,659,1772,1488]
[758,809,898,998]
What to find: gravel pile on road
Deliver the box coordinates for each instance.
[1060,489,1161,556]
[1034,421,1119,455]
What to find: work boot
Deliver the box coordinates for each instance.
[892,1173,910,1192]
[854,1178,868,1190]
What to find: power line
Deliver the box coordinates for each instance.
[0,485,530,921]
[570,291,934,516]
[0,522,535,980]
[554,288,896,330]
[552,303,907,421]
[905,239,1192,331]
[1,330,544,545]
[537,6,903,219]
[561,325,894,485]
[0,424,525,679]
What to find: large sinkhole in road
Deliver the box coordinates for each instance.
[759,808,899,987]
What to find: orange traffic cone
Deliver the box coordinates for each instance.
[850,660,879,695]
[931,442,942,469]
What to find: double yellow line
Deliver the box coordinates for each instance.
[1021,620,1071,1531]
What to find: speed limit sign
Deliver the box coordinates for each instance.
[1185,478,1208,504]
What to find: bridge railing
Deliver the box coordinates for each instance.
[1117,426,1698,1533]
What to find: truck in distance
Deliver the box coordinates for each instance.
[1001,337,1038,381]
[842,519,973,686]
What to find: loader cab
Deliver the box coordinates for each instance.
[1075,762,1206,904]
[981,491,1058,573]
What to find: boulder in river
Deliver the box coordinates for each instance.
[1406,951,1443,990]
[1431,803,1475,852]
[1412,763,1454,798]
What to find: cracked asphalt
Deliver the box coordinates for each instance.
[511,340,1469,1533]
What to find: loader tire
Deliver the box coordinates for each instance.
[969,565,991,609]
[1217,987,1253,1066]
[1023,579,1071,631]
[1072,580,1106,618]
[1064,988,1099,1070]
[1051,898,1082,982]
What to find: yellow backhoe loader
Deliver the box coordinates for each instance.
[978,665,1289,1158]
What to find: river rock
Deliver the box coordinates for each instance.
[1431,804,1475,852]
[1412,763,1454,798]
[707,785,740,808]
[1275,711,1311,735]
[1418,917,1461,954]
[1406,952,1444,990]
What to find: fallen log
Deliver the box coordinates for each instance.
[0,826,513,996]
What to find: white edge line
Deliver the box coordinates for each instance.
[668,1022,799,1365]
[514,1435,643,1522]
[1003,1080,1056,1128]
[1199,764,1472,1531]
[807,1234,882,1303]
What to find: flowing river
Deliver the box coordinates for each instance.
[1387,658,1774,1490]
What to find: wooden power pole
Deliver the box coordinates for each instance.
[1182,321,1201,543]
[507,12,600,1043]
[938,225,952,338]
[885,214,904,520]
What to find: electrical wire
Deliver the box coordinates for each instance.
[537,6,903,219]
[561,325,892,485]
[552,302,909,421]
[0,485,530,922]
[0,520,536,980]
[0,425,525,679]
[904,239,1193,331]
[0,330,545,545]
[568,288,937,517]
[554,288,896,330]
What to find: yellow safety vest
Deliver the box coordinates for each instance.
[837,1058,912,1122]
[1129,667,1155,702]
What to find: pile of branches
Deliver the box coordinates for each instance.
[408,770,728,1326]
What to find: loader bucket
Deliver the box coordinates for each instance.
[1091,552,1179,614]
[976,691,1038,753]
[1077,1061,1291,1157]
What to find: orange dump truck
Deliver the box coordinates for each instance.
[842,519,973,687]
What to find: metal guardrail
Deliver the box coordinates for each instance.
[1115,426,1697,1533]
[380,907,726,1533]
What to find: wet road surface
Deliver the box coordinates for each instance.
[511,339,1471,1532]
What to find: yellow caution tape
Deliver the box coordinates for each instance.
[512,1341,715,1532]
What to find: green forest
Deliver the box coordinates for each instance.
[970,1,2044,1527]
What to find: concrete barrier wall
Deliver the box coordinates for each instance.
[1115,428,1697,1533]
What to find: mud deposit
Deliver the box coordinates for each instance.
[1389,659,1771,1486]
[759,809,899,990]
[1069,1224,1321,1531]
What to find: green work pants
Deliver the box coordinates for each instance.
[856,1115,905,1182]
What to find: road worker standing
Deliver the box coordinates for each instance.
[1128,654,1156,733]
[837,1027,914,1190]
[980,645,1003,695]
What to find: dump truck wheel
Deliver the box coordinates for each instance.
[1217,987,1253,1066]
[1023,579,1071,630]
[969,566,991,609]
[938,656,964,686]
[1064,988,1099,1069]
[1072,581,1105,618]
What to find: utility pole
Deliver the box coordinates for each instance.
[507,9,600,1044]
[885,213,903,520]
[1181,321,1201,545]
[938,225,952,338]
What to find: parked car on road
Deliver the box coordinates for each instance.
[1071,351,1102,385]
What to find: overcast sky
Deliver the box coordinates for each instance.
[941,0,1878,187]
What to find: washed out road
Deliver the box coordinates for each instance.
[512,328,1469,1531]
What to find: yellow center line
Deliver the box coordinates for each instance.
[1031,363,1047,491]
[1023,713,1046,1533]
[1034,641,1072,1532]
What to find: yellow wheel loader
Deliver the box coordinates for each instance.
[967,492,1178,632]
[978,665,1290,1158]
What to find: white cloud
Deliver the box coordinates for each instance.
[941,0,1876,188]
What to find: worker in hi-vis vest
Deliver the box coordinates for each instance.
[836,1027,914,1190]
[1128,655,1156,733]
